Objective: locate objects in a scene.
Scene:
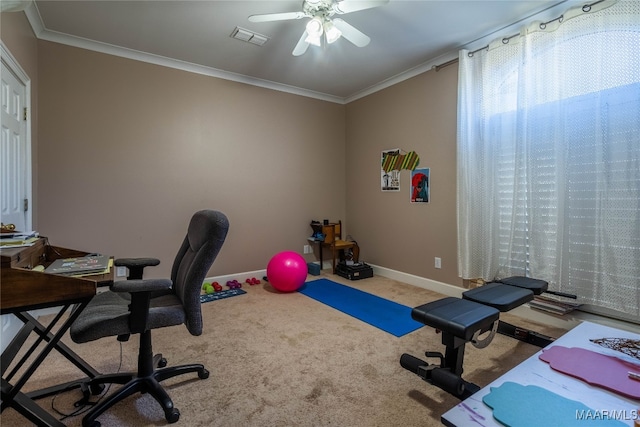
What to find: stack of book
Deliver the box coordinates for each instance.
[0,232,39,249]
[529,293,582,315]
[44,255,111,277]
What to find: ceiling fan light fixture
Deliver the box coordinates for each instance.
[305,33,323,47]
[324,20,342,44]
[248,0,389,56]
[305,16,324,46]
[305,17,324,37]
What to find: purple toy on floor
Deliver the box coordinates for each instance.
[226,280,242,289]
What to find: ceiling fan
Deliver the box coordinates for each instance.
[248,0,389,56]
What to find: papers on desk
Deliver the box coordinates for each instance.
[44,255,111,276]
[67,258,113,277]
[0,231,39,248]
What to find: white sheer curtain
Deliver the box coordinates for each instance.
[457,0,640,319]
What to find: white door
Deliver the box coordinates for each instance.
[1,44,31,233]
[1,44,32,354]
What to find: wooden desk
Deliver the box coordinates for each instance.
[1,238,112,314]
[441,321,640,427]
[1,238,113,426]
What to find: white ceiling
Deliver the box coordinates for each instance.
[24,0,571,103]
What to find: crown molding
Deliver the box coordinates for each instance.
[344,50,459,103]
[23,2,346,105]
[23,0,570,105]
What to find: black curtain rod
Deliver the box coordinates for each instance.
[432,0,607,70]
[433,29,517,70]
[432,58,458,72]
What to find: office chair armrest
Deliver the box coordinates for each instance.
[114,257,161,268]
[114,257,161,280]
[111,278,172,334]
[111,278,172,293]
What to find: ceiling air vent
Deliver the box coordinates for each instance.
[230,26,269,46]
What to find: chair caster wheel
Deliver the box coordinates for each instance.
[165,407,180,423]
[83,420,100,427]
[198,368,210,379]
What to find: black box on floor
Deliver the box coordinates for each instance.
[335,262,373,280]
[307,262,321,276]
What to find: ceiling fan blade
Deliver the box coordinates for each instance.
[248,11,306,23]
[292,31,311,56]
[332,18,370,47]
[333,0,389,14]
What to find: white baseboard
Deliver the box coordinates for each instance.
[369,264,640,333]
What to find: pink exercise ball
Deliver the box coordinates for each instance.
[267,251,307,293]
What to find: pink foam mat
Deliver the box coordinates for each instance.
[539,345,640,400]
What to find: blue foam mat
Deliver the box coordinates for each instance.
[483,382,627,427]
[299,279,423,337]
[200,288,246,303]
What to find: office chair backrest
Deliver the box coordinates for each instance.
[170,210,229,336]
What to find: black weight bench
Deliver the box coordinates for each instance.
[400,276,556,399]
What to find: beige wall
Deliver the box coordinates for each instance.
[1,13,462,286]
[34,41,346,278]
[346,67,462,286]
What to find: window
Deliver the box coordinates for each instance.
[457,0,640,319]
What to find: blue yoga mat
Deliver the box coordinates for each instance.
[299,279,423,337]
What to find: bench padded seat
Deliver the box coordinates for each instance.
[463,282,534,312]
[411,297,499,341]
[498,276,548,295]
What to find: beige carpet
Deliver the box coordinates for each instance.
[1,273,564,427]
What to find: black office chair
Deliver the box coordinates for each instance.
[70,210,229,427]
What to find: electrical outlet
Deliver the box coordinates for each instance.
[303,245,313,254]
[435,257,442,269]
[116,266,128,277]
